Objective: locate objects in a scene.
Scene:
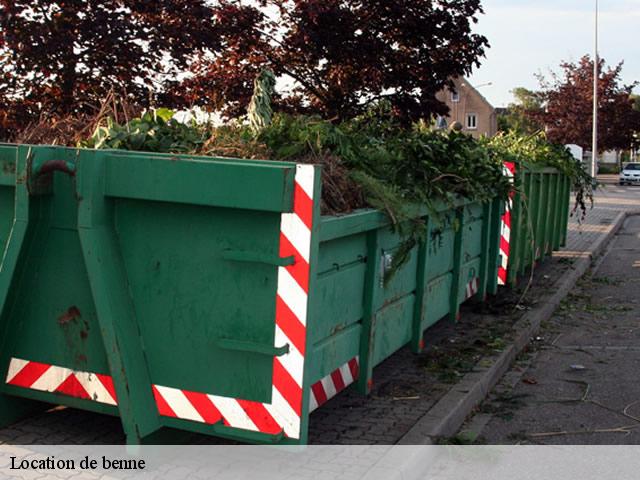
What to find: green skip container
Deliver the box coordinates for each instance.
[0,144,502,444]
[498,161,571,287]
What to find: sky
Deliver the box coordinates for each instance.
[469,0,640,107]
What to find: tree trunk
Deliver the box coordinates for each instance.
[59,5,77,114]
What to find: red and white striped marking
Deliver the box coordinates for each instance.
[498,162,516,286]
[153,164,317,439]
[4,165,317,440]
[6,355,360,433]
[464,277,479,300]
[5,358,117,405]
[309,357,359,413]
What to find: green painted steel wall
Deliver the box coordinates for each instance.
[311,198,502,395]
[506,165,571,286]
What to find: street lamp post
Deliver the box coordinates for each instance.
[592,0,599,178]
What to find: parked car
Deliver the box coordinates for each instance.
[619,163,640,185]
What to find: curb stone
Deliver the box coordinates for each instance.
[397,210,637,445]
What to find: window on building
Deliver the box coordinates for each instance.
[451,91,460,103]
[466,113,477,130]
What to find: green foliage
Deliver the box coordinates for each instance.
[83,108,585,225]
[258,114,359,164]
[487,131,594,220]
[83,106,585,279]
[81,109,209,153]
[260,113,512,208]
[497,87,544,135]
[257,112,513,278]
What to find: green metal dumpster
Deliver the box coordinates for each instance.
[497,161,571,287]
[0,144,502,445]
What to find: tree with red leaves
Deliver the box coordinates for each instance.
[534,55,640,152]
[0,0,217,138]
[172,0,489,123]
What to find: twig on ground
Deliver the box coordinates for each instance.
[528,425,640,438]
[527,380,640,441]
[623,401,640,422]
[590,399,640,424]
[534,379,590,404]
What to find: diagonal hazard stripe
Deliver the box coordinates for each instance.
[55,374,91,400]
[272,358,303,417]
[279,233,310,292]
[311,382,327,407]
[330,369,346,392]
[503,209,511,230]
[502,224,511,242]
[74,372,116,405]
[348,358,359,381]
[293,183,314,231]
[277,268,308,327]
[339,362,354,385]
[182,390,224,425]
[237,400,282,435]
[295,165,315,200]
[31,366,72,392]
[309,358,359,413]
[274,325,304,387]
[280,213,311,264]
[95,373,118,403]
[500,249,510,269]
[265,387,300,438]
[504,162,516,175]
[498,266,507,283]
[320,375,337,400]
[308,391,319,412]
[153,386,178,418]
[6,360,52,389]
[5,358,29,383]
[275,296,306,356]
[207,396,258,432]
[500,237,510,257]
[154,386,204,423]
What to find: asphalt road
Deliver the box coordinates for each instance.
[466,214,640,444]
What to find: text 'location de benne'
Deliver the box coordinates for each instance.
[10,455,146,471]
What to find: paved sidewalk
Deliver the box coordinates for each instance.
[460,213,640,444]
[562,178,640,254]
[0,178,638,446]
